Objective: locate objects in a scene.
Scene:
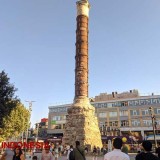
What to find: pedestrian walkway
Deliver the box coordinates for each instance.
[49,155,135,160]
[0,153,136,160]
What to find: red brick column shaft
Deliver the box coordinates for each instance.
[75,15,89,98]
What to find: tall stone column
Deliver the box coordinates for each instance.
[63,0,102,150]
[75,0,89,99]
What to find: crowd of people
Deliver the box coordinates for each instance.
[104,138,160,160]
[0,146,25,160]
[1,139,160,160]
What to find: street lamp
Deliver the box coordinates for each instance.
[25,101,35,143]
[35,123,39,142]
[25,100,35,156]
[149,107,157,149]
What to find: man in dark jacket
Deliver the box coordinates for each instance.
[136,140,160,160]
[72,141,85,160]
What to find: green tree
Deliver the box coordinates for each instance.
[1,103,30,140]
[0,70,19,127]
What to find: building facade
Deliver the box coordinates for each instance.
[48,90,160,142]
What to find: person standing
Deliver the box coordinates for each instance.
[84,146,88,154]
[97,147,100,156]
[136,144,141,153]
[72,141,85,160]
[12,146,25,160]
[67,145,73,160]
[102,147,107,155]
[0,148,14,160]
[122,143,129,154]
[41,147,54,160]
[54,146,59,160]
[156,142,160,158]
[32,156,38,160]
[136,140,160,160]
[108,140,112,152]
[104,138,130,160]
[59,144,63,156]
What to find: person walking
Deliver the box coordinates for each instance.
[104,138,130,160]
[136,140,160,160]
[92,146,97,160]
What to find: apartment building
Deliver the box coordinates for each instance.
[47,90,160,142]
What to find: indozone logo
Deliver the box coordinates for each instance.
[1,142,50,149]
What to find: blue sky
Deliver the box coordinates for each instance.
[0,0,160,126]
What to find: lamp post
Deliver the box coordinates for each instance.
[35,123,39,142]
[25,100,35,156]
[149,107,157,149]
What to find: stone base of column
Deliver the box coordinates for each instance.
[62,97,102,150]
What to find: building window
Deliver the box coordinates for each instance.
[142,109,149,115]
[156,120,160,126]
[99,122,106,135]
[109,112,117,117]
[121,101,128,106]
[121,120,129,127]
[109,121,118,127]
[55,124,62,129]
[143,120,152,127]
[152,98,160,104]
[107,103,113,108]
[130,110,140,116]
[99,121,105,127]
[131,120,140,126]
[154,108,160,114]
[120,110,128,116]
[53,116,61,121]
[99,113,107,118]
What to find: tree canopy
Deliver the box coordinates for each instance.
[0,70,30,141]
[0,70,19,127]
[1,103,30,140]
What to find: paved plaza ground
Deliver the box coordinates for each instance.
[0,154,136,160]
[55,155,135,160]
[54,154,136,160]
